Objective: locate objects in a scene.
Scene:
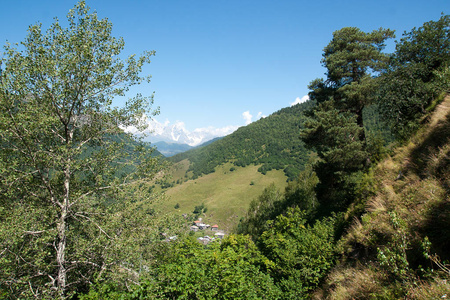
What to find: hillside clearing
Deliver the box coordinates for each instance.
[154,162,288,231]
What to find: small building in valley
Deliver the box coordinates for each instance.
[214,232,225,239]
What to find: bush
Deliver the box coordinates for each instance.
[193,203,207,215]
[259,207,337,297]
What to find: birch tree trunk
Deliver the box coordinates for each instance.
[0,1,161,297]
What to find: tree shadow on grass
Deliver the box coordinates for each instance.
[408,112,450,188]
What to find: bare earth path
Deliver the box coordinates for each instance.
[429,94,450,128]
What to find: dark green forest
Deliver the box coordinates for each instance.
[1,2,449,299]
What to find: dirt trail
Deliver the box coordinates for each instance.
[429,94,450,128]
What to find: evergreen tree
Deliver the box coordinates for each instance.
[310,27,394,128]
[302,27,394,208]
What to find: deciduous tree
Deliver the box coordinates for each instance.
[377,14,450,138]
[0,1,161,298]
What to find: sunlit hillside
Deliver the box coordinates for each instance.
[153,161,288,230]
[314,95,450,299]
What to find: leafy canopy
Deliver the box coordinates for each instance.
[377,14,450,138]
[0,1,161,298]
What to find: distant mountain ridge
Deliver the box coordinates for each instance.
[153,137,224,157]
[132,118,237,147]
[153,141,193,157]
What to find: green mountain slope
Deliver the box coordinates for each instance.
[170,100,316,181]
[157,101,392,229]
[154,162,288,231]
[169,100,389,183]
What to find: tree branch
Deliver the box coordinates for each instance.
[73,212,113,239]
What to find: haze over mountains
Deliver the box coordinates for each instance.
[153,137,222,156]
[123,117,238,155]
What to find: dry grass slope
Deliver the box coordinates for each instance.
[315,95,450,299]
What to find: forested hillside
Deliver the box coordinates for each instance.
[170,100,315,180]
[169,100,389,181]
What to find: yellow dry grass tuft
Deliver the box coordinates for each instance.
[407,278,450,299]
[313,265,391,300]
[366,195,386,214]
[429,94,450,128]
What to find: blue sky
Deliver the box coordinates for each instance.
[1,0,448,144]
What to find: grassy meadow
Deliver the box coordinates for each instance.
[153,160,288,231]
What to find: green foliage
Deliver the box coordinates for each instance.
[283,165,319,217]
[377,212,411,279]
[322,27,395,86]
[378,14,450,138]
[170,101,316,181]
[394,14,449,80]
[238,165,320,238]
[303,26,395,212]
[0,1,161,297]
[302,102,368,172]
[259,207,337,298]
[305,25,395,153]
[310,26,395,127]
[377,64,437,138]
[78,281,127,300]
[305,25,395,149]
[193,202,207,215]
[363,104,395,158]
[126,235,281,300]
[301,102,370,209]
[237,183,284,237]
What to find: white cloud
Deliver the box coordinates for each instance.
[256,112,266,119]
[290,95,309,106]
[242,111,253,125]
[122,117,238,146]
